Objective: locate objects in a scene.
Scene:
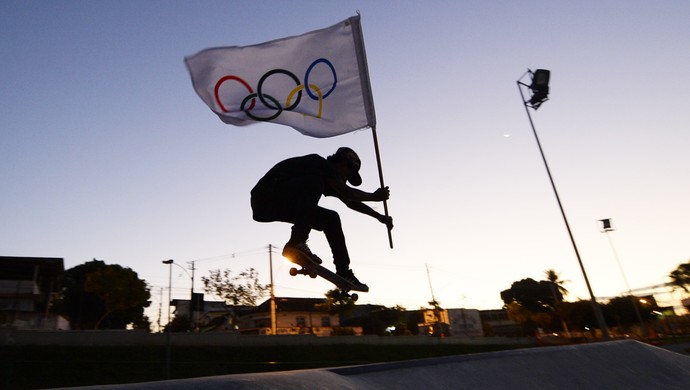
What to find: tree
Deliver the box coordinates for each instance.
[54,259,151,330]
[501,277,567,334]
[504,301,552,336]
[316,289,356,317]
[560,300,597,331]
[164,314,193,333]
[340,304,410,335]
[84,264,151,329]
[669,260,690,293]
[544,269,570,335]
[544,269,568,300]
[603,296,656,327]
[500,278,561,312]
[202,268,269,306]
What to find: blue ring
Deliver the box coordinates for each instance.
[304,58,337,100]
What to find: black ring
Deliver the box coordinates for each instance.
[257,69,301,111]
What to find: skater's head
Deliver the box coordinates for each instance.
[330,147,362,186]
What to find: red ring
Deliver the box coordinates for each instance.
[214,75,254,113]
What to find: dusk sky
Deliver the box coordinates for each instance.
[2,1,689,327]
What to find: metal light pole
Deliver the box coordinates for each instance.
[188,260,196,329]
[169,261,194,323]
[599,218,646,336]
[269,244,277,335]
[161,259,173,379]
[517,69,610,340]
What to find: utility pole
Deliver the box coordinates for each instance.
[426,264,437,304]
[426,264,439,335]
[157,287,163,332]
[269,244,277,335]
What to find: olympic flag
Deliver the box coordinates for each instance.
[184,15,376,138]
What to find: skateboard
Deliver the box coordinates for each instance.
[282,247,367,301]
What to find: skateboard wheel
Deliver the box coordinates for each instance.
[351,293,358,302]
[289,268,298,276]
[309,269,318,278]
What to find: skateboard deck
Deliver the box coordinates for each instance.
[282,247,368,299]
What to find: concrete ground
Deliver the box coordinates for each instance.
[81,340,690,389]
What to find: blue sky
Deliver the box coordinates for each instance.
[2,1,690,327]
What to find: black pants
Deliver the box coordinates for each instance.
[250,175,351,272]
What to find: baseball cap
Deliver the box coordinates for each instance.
[334,147,362,186]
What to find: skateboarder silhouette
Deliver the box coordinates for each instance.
[251,147,392,290]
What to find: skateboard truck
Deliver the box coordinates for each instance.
[288,262,359,302]
[284,248,362,301]
[289,265,318,279]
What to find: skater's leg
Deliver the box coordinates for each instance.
[312,208,350,273]
[275,176,324,263]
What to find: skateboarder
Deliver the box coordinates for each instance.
[251,147,392,290]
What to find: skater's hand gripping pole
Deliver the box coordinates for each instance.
[371,126,393,249]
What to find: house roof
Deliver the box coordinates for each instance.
[0,256,64,294]
[0,256,64,279]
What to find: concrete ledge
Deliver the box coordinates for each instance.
[80,340,690,389]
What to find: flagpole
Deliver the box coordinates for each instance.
[350,15,392,249]
[371,125,393,248]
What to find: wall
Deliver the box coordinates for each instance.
[0,329,529,347]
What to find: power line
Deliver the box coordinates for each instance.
[189,246,274,264]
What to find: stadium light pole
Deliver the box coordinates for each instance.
[599,218,646,336]
[517,69,610,340]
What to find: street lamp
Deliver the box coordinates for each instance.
[168,261,195,323]
[517,69,610,340]
[162,260,173,328]
[161,259,173,380]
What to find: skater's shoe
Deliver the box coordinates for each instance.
[337,269,369,291]
[282,241,323,265]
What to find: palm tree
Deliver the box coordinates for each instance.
[544,269,570,336]
[668,261,690,293]
[545,269,569,301]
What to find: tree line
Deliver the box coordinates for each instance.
[52,259,690,333]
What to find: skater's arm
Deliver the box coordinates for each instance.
[327,179,393,227]
[343,200,394,229]
[326,179,389,202]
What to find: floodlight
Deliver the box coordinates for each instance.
[599,218,613,231]
[528,69,550,109]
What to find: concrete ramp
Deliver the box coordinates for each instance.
[93,340,690,389]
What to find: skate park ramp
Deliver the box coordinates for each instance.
[93,340,690,389]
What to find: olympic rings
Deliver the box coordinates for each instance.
[213,58,336,122]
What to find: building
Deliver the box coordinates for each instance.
[0,256,68,330]
[479,309,522,337]
[238,297,344,336]
[415,308,450,336]
[170,297,253,332]
[448,308,483,338]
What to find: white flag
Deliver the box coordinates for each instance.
[185,15,376,138]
